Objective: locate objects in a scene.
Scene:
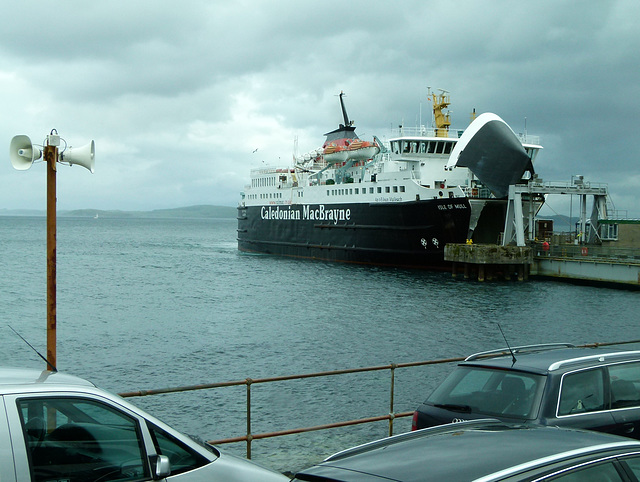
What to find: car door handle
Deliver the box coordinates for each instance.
[622,423,635,434]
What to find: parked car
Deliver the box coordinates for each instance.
[293,419,640,481]
[412,343,640,439]
[0,367,288,481]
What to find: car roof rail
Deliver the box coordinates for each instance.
[465,343,576,362]
[324,419,504,462]
[548,350,640,371]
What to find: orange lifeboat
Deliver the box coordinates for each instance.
[346,140,380,161]
[323,144,349,163]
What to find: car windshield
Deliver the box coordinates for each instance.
[425,366,545,419]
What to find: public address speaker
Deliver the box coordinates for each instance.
[9,135,42,170]
[60,140,95,173]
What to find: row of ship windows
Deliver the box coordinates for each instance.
[390,140,454,155]
[246,193,285,200]
[326,185,407,196]
[247,185,409,200]
[252,177,279,188]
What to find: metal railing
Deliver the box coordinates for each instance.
[533,241,640,263]
[386,126,540,145]
[118,340,640,459]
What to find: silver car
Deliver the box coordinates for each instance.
[0,367,288,481]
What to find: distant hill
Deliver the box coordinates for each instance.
[0,205,237,219]
[0,207,582,226]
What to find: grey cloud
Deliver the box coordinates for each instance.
[1,0,639,216]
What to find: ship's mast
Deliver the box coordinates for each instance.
[323,91,358,145]
[338,91,353,128]
[429,87,451,137]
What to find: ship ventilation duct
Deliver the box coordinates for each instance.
[446,113,532,198]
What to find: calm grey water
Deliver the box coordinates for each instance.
[1,215,639,473]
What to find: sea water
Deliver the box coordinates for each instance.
[0,215,638,472]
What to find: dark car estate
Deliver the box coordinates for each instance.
[293,420,640,481]
[412,343,640,438]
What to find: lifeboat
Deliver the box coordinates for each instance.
[323,144,349,163]
[323,140,380,164]
[346,139,380,161]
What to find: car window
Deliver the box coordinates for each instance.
[621,453,640,477]
[558,368,605,416]
[542,460,624,481]
[147,422,210,475]
[609,362,640,409]
[18,397,149,482]
[426,366,543,419]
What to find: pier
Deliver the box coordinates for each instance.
[530,244,640,289]
[446,244,531,281]
[446,178,640,289]
[447,242,640,288]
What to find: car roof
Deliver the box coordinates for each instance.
[461,345,640,375]
[299,421,640,482]
[0,367,95,391]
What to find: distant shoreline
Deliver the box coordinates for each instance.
[1,206,577,227]
[0,204,237,219]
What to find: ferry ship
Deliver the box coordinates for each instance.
[237,90,543,269]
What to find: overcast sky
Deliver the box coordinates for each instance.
[1,0,638,217]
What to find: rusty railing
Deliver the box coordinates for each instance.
[118,339,640,459]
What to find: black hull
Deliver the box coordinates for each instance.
[237,199,472,269]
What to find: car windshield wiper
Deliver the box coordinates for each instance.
[433,403,472,413]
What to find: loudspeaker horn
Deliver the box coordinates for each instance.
[60,140,95,173]
[9,135,42,170]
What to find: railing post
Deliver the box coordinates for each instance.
[246,378,252,459]
[389,363,397,437]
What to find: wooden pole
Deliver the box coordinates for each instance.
[45,144,57,371]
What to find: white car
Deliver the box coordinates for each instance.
[0,367,288,481]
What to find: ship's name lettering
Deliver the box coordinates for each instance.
[261,206,302,221]
[437,203,468,211]
[261,205,351,225]
[303,205,351,224]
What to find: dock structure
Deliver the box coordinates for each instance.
[446,244,531,281]
[530,245,640,289]
[503,177,609,247]
[448,177,640,288]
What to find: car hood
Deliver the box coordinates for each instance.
[295,464,398,481]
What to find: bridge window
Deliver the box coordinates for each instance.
[444,142,453,154]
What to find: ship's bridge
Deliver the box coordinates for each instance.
[389,125,540,146]
[389,137,457,157]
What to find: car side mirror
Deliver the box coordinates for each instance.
[153,455,171,479]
